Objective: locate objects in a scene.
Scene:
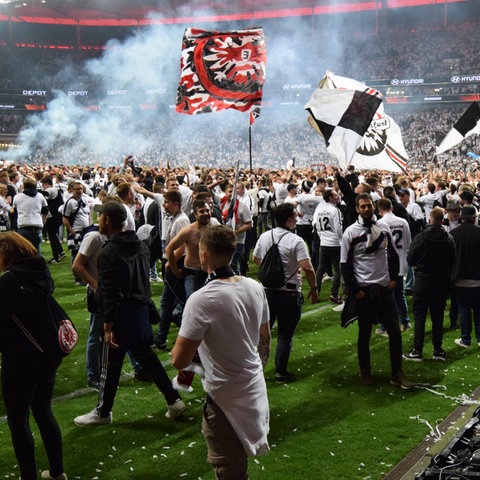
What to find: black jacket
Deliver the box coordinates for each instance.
[0,256,54,361]
[450,222,480,282]
[407,224,456,291]
[336,172,358,231]
[97,230,151,325]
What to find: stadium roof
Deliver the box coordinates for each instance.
[0,0,472,26]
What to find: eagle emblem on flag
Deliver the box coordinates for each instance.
[176,28,266,116]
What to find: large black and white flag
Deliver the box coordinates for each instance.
[436,102,480,155]
[306,71,408,172]
[305,86,382,170]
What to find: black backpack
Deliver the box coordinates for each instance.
[258,231,293,289]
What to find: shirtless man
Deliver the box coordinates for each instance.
[164,199,216,391]
[165,199,216,297]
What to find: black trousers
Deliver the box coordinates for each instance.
[356,284,402,375]
[412,287,447,351]
[45,215,64,260]
[2,356,64,480]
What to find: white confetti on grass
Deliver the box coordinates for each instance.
[409,415,443,441]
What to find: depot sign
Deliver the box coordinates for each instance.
[22,90,47,96]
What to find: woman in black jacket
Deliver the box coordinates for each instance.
[0,231,67,480]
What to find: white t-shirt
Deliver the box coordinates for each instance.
[313,202,343,247]
[180,276,269,457]
[253,227,310,291]
[378,212,411,276]
[13,191,48,229]
[78,230,108,281]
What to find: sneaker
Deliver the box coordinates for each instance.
[74,281,87,287]
[87,379,101,391]
[359,369,374,386]
[403,349,423,362]
[58,251,66,261]
[401,321,412,332]
[329,295,343,305]
[274,372,295,383]
[375,327,389,338]
[150,276,160,283]
[390,370,414,390]
[49,257,61,264]
[322,274,333,282]
[41,471,68,480]
[154,341,168,351]
[433,348,447,361]
[165,399,186,420]
[74,409,112,426]
[455,338,470,348]
[332,302,345,312]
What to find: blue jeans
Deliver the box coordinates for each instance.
[266,290,303,375]
[394,275,410,325]
[86,311,104,382]
[405,266,415,291]
[17,226,42,253]
[230,243,245,276]
[155,267,185,346]
[184,268,208,299]
[456,286,480,346]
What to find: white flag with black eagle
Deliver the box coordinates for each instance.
[305,71,409,172]
[436,102,480,155]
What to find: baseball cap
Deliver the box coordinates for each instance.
[94,201,127,224]
[397,188,410,196]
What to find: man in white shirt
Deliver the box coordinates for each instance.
[377,198,412,333]
[313,189,343,304]
[172,224,270,480]
[13,177,48,253]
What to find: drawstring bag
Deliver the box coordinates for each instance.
[11,295,78,358]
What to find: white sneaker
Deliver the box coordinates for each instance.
[74,409,112,426]
[165,399,187,420]
[455,338,470,348]
[332,302,345,312]
[41,472,68,480]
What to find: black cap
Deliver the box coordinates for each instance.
[94,201,127,224]
[397,188,410,196]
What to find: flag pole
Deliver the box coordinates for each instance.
[249,123,253,174]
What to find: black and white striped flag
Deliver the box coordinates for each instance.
[305,88,382,169]
[436,102,480,155]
